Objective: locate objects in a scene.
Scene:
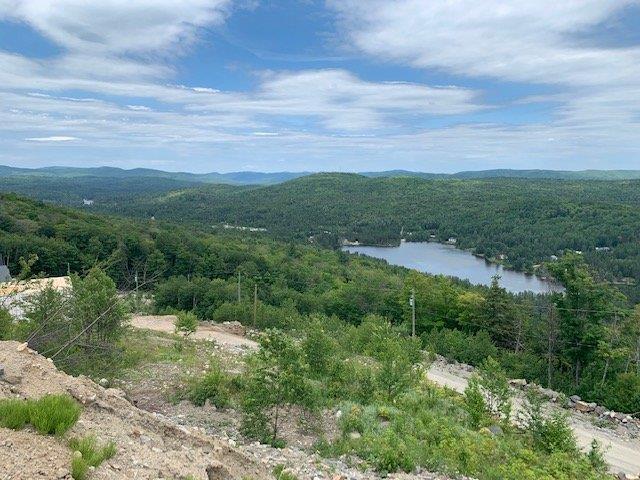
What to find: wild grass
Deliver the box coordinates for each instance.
[0,394,81,436]
[69,435,117,480]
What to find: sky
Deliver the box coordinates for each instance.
[0,0,639,173]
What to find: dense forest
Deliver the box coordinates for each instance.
[70,173,640,301]
[1,192,639,417]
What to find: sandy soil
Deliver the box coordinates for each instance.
[0,340,270,480]
[131,316,257,350]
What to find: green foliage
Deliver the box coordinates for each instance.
[69,435,117,480]
[0,308,13,340]
[0,394,81,436]
[0,398,31,430]
[241,329,316,444]
[464,378,489,429]
[475,357,513,422]
[272,464,298,480]
[29,394,82,436]
[187,362,231,408]
[174,311,198,337]
[521,388,576,454]
[423,328,498,365]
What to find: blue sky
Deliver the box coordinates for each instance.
[0,0,639,173]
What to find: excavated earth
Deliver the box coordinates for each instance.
[0,340,271,480]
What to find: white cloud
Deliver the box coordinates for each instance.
[25,135,78,142]
[329,0,640,87]
[0,0,232,55]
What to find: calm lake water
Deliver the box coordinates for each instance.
[343,242,563,294]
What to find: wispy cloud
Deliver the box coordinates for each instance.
[25,136,78,142]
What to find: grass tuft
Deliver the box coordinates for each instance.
[69,435,117,480]
[0,398,31,430]
[0,394,81,436]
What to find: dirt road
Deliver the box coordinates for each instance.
[131,315,258,349]
[131,316,640,475]
[427,362,640,475]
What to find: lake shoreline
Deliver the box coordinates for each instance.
[342,241,563,294]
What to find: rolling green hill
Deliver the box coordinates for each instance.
[97,173,640,301]
[2,164,640,185]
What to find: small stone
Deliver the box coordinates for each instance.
[509,378,527,388]
[569,394,581,402]
[348,431,361,440]
[73,451,83,459]
[574,400,594,413]
[16,342,28,352]
[1,374,22,385]
[57,468,69,479]
[98,378,110,388]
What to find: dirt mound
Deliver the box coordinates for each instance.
[0,340,270,480]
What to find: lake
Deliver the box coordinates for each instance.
[342,242,563,294]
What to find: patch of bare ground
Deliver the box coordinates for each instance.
[0,340,270,480]
[118,326,456,480]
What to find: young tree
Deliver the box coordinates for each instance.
[69,267,127,346]
[472,357,513,422]
[21,284,68,353]
[174,311,198,337]
[241,329,314,445]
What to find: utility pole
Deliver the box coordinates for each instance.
[253,283,258,327]
[237,272,241,303]
[410,288,416,337]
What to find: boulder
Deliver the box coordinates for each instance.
[574,400,595,413]
[617,472,639,480]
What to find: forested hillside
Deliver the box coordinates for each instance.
[1,192,639,417]
[94,174,640,300]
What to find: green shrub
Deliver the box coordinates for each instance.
[522,388,576,454]
[188,363,231,407]
[0,398,31,430]
[464,377,489,429]
[0,394,81,436]
[0,308,14,340]
[174,311,198,337]
[30,394,82,436]
[272,464,298,480]
[71,456,89,480]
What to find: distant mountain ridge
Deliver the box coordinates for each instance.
[1,165,640,184]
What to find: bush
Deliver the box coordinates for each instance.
[464,377,489,429]
[69,435,117,480]
[188,363,231,407]
[0,394,81,436]
[174,311,198,337]
[422,328,498,366]
[522,388,576,454]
